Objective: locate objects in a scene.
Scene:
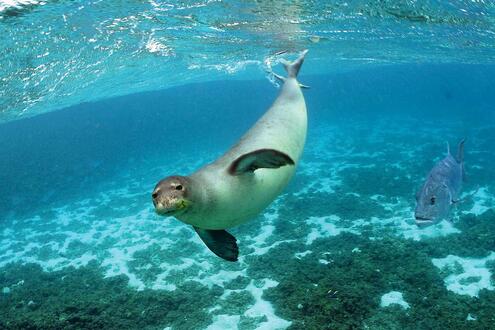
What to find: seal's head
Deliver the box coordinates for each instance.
[152,175,191,216]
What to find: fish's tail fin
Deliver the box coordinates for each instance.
[457,138,465,163]
[280,49,308,79]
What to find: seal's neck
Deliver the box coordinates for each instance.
[183,177,208,217]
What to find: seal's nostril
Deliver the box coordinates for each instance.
[152,192,159,199]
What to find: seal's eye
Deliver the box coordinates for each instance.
[430,196,436,205]
[176,185,183,191]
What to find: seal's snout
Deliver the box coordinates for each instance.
[152,175,190,216]
[151,190,160,209]
[151,190,160,206]
[151,188,171,213]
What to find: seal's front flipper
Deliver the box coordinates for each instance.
[228,149,295,175]
[193,227,239,262]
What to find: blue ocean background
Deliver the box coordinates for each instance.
[1,1,495,329]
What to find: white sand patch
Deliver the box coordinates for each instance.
[263,203,281,222]
[380,291,410,309]
[389,161,407,170]
[152,258,206,291]
[206,315,240,330]
[464,187,494,216]
[206,278,291,330]
[19,255,67,271]
[368,200,460,241]
[305,215,358,245]
[195,269,246,289]
[370,194,386,201]
[68,252,97,268]
[293,159,346,197]
[294,250,312,259]
[379,199,405,213]
[244,279,292,330]
[432,252,495,297]
[294,176,342,196]
[400,219,461,241]
[250,239,296,256]
[244,202,294,257]
[103,246,148,290]
[247,224,275,254]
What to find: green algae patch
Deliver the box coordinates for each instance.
[422,210,495,258]
[239,315,268,329]
[459,276,483,286]
[0,262,214,330]
[254,229,495,330]
[224,276,251,290]
[216,291,255,315]
[338,165,412,199]
[286,189,390,223]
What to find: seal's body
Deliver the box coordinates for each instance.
[184,75,307,230]
[152,50,308,261]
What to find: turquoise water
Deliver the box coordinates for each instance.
[1,1,495,329]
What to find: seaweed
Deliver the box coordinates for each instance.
[0,262,214,330]
[257,221,495,330]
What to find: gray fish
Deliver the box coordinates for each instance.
[415,139,465,227]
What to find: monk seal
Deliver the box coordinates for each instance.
[152,50,309,261]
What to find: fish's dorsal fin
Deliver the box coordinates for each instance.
[228,149,295,175]
[456,138,465,163]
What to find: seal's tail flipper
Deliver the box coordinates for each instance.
[281,49,308,78]
[194,227,239,262]
[269,50,309,88]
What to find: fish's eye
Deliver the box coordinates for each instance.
[176,185,183,191]
[430,196,436,205]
